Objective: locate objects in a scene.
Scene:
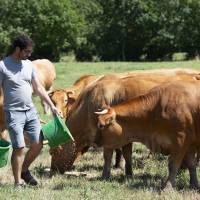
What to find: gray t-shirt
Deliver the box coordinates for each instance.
[0,56,36,111]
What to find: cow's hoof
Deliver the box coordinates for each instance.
[125,175,132,184]
[101,175,110,181]
[189,184,199,191]
[114,160,125,169]
[125,175,132,180]
[162,181,174,191]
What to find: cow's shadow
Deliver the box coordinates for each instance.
[126,172,163,191]
[34,158,192,191]
[87,172,191,192]
[76,163,104,172]
[49,168,193,192]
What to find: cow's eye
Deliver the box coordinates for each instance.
[109,117,114,124]
[64,99,68,104]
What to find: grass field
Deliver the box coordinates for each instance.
[0,61,200,199]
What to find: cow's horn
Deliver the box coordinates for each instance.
[94,109,108,115]
[66,90,75,95]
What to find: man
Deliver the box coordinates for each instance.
[0,34,59,187]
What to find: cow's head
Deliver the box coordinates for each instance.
[50,141,77,173]
[49,89,76,119]
[95,107,116,129]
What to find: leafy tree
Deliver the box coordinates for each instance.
[71,0,103,61]
[1,0,200,61]
[79,0,200,61]
[0,0,84,61]
[177,0,200,58]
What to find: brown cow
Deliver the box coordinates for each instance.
[49,74,126,172]
[95,80,200,189]
[63,71,200,180]
[50,69,200,173]
[50,70,190,172]
[32,59,56,114]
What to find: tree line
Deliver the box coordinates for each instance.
[0,0,200,61]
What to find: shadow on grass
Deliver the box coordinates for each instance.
[34,165,53,178]
[127,172,163,191]
[88,174,127,183]
[33,161,194,192]
[52,182,68,190]
[50,171,199,193]
[47,159,163,190]
[126,172,194,192]
[86,171,164,191]
[76,163,103,172]
[95,173,163,191]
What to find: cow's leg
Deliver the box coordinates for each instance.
[102,148,113,179]
[164,146,187,189]
[122,143,132,178]
[183,149,199,189]
[41,100,51,115]
[114,148,125,169]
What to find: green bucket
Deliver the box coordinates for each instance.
[41,115,74,148]
[0,139,11,168]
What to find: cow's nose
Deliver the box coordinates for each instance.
[98,123,105,130]
[59,111,64,118]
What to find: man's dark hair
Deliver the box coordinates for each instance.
[7,34,33,55]
[12,34,33,50]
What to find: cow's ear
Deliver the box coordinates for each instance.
[66,90,75,97]
[66,90,76,103]
[68,97,76,104]
[194,74,200,80]
[94,107,110,115]
[67,90,75,97]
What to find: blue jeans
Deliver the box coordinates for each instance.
[5,107,41,148]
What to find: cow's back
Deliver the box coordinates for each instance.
[32,59,56,90]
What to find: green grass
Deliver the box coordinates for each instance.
[53,61,200,88]
[1,61,200,199]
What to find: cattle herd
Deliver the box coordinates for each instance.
[48,67,200,190]
[2,64,200,190]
